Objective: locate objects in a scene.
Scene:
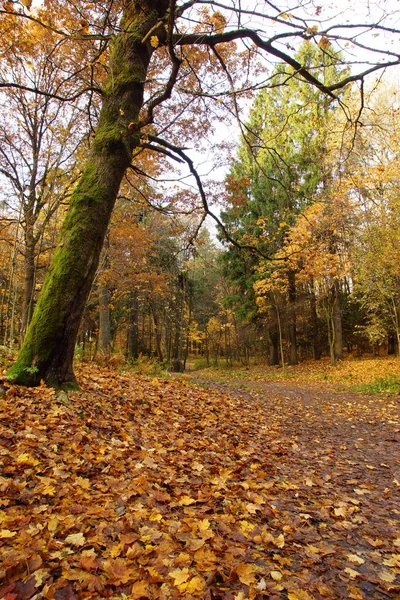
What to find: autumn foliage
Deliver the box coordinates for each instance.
[0,365,399,599]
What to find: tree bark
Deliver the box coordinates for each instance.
[150,300,164,362]
[332,279,343,361]
[287,269,298,365]
[8,1,169,387]
[21,234,36,337]
[98,283,111,360]
[309,277,321,360]
[268,306,280,366]
[126,292,139,360]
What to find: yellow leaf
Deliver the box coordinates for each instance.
[65,532,86,547]
[150,35,159,48]
[346,553,365,565]
[184,575,205,593]
[198,519,210,531]
[334,506,347,518]
[75,477,91,489]
[21,0,32,8]
[379,570,396,583]
[274,534,285,548]
[0,529,17,538]
[236,563,256,585]
[178,495,196,506]
[270,570,282,581]
[383,554,400,567]
[344,567,360,579]
[47,518,59,533]
[110,543,123,557]
[288,591,314,600]
[149,512,163,522]
[169,567,190,586]
[131,580,150,599]
[16,453,39,466]
[33,569,49,586]
[305,478,313,487]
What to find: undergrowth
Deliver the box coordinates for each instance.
[351,375,400,395]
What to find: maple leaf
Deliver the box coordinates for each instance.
[288,591,315,600]
[0,529,17,538]
[344,567,360,579]
[378,570,396,583]
[16,453,39,466]
[131,580,151,599]
[346,553,365,565]
[102,558,136,585]
[65,532,86,547]
[184,575,205,593]
[178,495,196,505]
[169,567,191,586]
[235,563,257,585]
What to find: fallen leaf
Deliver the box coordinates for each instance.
[65,532,86,547]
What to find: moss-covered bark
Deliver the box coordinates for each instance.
[8,0,169,387]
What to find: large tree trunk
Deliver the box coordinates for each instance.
[8,1,169,387]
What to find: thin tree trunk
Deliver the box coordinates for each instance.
[288,269,298,365]
[8,1,169,387]
[126,292,139,360]
[98,282,111,360]
[21,234,36,337]
[309,278,321,360]
[150,301,164,362]
[268,305,280,366]
[332,279,343,361]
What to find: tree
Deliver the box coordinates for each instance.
[221,40,348,364]
[0,27,86,339]
[3,0,400,386]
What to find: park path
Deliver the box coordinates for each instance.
[183,373,400,599]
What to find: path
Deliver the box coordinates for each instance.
[183,373,400,599]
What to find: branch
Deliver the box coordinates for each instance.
[146,134,272,258]
[173,28,400,97]
[173,29,338,98]
[137,0,182,129]
[0,81,102,101]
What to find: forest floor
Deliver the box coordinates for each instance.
[0,360,399,599]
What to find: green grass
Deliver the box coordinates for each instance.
[351,375,400,395]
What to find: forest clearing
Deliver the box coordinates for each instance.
[1,1,400,598]
[0,359,399,599]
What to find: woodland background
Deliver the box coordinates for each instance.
[0,1,400,374]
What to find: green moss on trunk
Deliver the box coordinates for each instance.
[8,0,170,388]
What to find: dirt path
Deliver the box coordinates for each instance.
[183,374,400,598]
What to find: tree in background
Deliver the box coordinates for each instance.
[1,1,399,385]
[221,41,348,365]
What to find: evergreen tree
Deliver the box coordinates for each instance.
[222,41,348,364]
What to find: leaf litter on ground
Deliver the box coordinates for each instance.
[0,363,399,599]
